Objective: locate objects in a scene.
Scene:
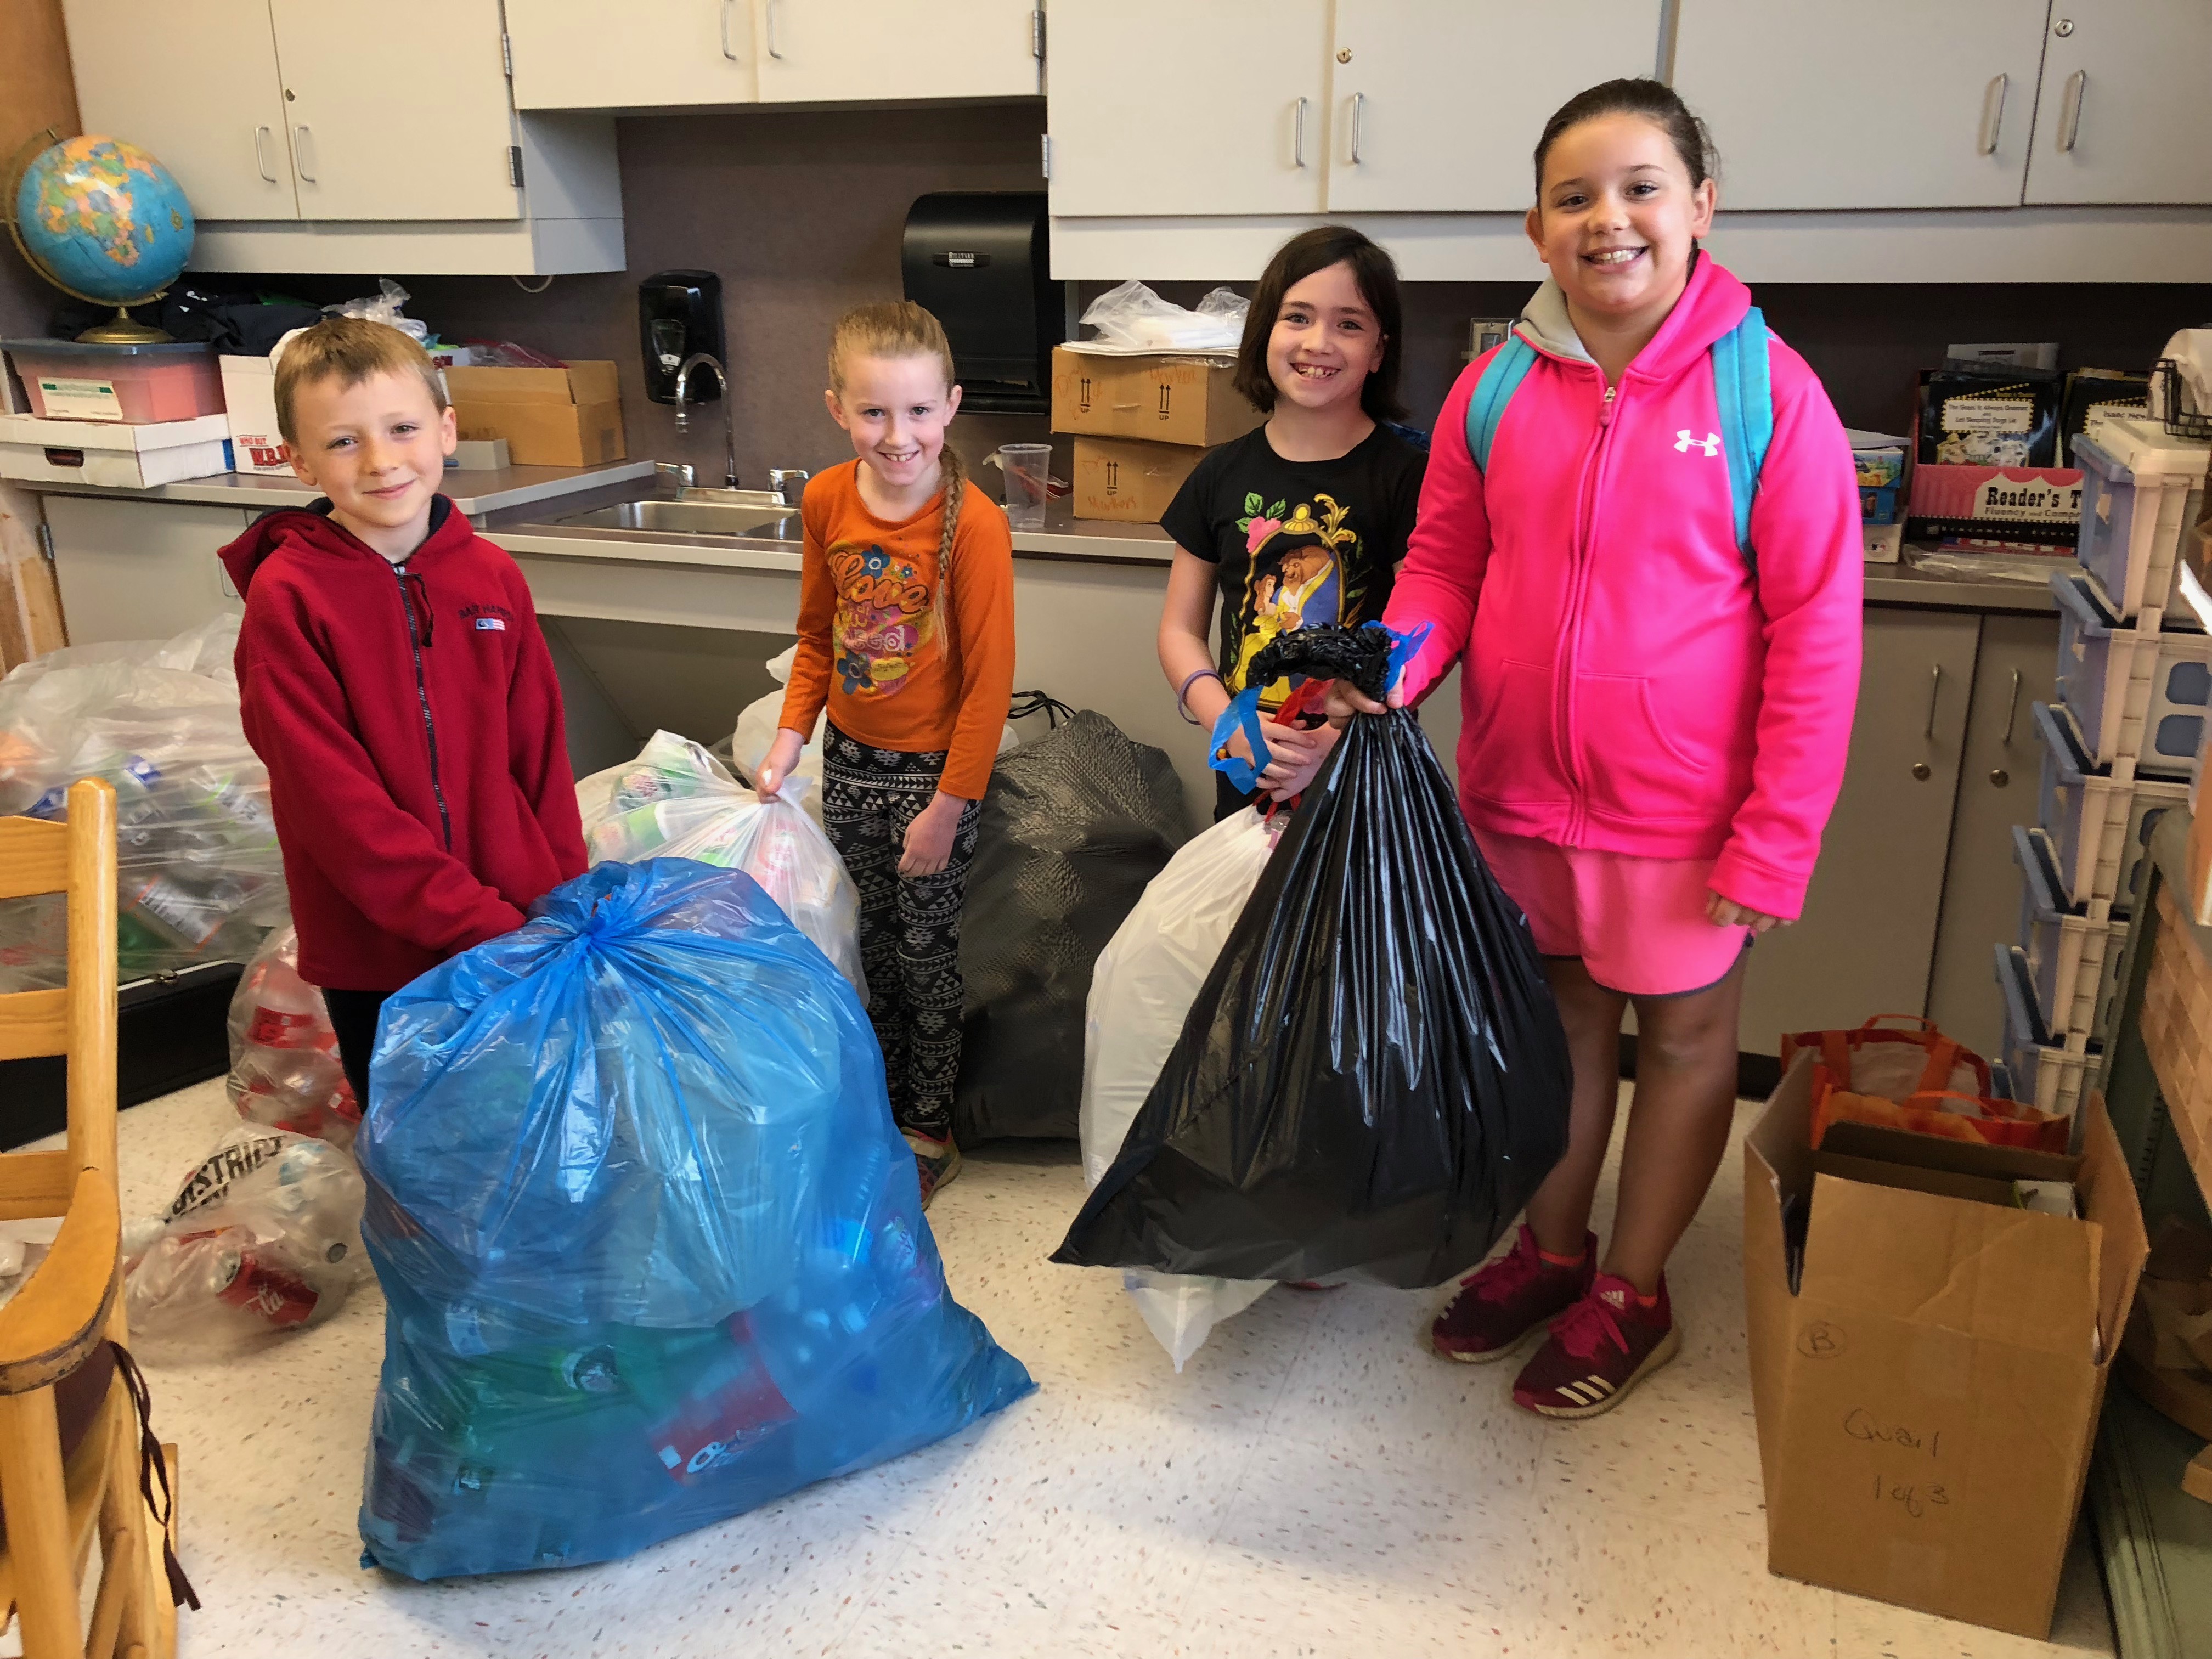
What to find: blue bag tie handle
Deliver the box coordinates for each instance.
[1384,622,1432,697]
[1208,687,1269,791]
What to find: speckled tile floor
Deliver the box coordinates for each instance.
[88,1080,2117,1658]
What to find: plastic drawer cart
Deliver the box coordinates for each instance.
[2034,702,2190,917]
[1994,943,2097,1122]
[2013,825,2131,1043]
[2073,417,2210,623]
[2051,571,2211,780]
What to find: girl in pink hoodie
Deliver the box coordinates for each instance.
[1348,80,1861,1417]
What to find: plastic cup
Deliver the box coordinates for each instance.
[997,443,1052,529]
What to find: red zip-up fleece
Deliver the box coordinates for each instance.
[219,497,586,992]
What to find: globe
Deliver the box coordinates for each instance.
[8,133,195,343]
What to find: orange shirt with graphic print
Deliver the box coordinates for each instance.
[778,460,1016,801]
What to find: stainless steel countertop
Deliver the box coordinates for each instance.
[20,458,658,518]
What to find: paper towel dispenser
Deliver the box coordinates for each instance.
[901,193,1060,414]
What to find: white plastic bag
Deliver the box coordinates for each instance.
[0,613,285,991]
[577,730,867,992]
[1077,280,1249,352]
[731,645,826,825]
[125,1124,369,1356]
[1080,805,1281,1369]
[227,926,361,1149]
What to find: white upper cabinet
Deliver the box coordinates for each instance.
[1672,1,2054,210]
[268,0,522,221]
[62,0,301,221]
[507,0,760,109]
[1047,0,1328,216]
[753,0,1040,102]
[2024,1,2212,205]
[1326,1,1663,213]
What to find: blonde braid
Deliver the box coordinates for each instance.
[934,441,965,652]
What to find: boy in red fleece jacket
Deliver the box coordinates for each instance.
[218,317,586,1107]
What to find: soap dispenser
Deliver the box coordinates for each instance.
[639,271,726,405]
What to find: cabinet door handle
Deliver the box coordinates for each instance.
[1977,73,2007,155]
[720,0,740,60]
[294,125,317,183]
[253,126,277,183]
[766,0,783,59]
[2058,70,2086,152]
[2004,667,2023,747]
[1350,91,1366,165]
[1924,662,1943,740]
[1292,97,1307,168]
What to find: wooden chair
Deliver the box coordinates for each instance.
[0,780,182,1658]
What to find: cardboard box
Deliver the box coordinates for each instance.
[1070,436,1202,524]
[1745,1056,2147,1639]
[0,411,230,488]
[218,353,292,476]
[1862,522,1904,562]
[1050,346,1261,448]
[444,362,624,467]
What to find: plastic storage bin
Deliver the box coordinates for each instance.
[2,340,222,424]
[2073,419,2211,622]
[2012,825,2129,1041]
[2033,701,2188,915]
[1994,944,2097,1121]
[2050,570,2212,778]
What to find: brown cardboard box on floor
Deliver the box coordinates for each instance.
[444,362,624,467]
[1744,1054,2147,1639]
[1071,436,1203,524]
[1050,346,1261,448]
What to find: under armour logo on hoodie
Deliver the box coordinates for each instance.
[1675,430,1723,457]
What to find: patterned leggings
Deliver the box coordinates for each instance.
[821,723,984,1144]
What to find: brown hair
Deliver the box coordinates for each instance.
[1233,227,1407,424]
[1533,78,1718,199]
[273,315,447,445]
[827,301,967,630]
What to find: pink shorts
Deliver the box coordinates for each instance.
[1472,829,1750,998]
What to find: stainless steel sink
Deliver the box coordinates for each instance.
[555,488,798,538]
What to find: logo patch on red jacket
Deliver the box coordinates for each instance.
[475,617,505,631]
[459,602,515,634]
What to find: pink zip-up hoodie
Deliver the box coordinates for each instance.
[1387,255,1861,921]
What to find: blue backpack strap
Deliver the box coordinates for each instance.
[1463,333,1538,473]
[1709,306,1774,574]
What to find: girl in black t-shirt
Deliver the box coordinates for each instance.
[1158,227,1427,820]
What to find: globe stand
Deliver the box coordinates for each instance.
[76,304,169,346]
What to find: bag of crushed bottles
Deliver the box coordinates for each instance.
[227,925,361,1149]
[575,729,865,992]
[354,857,1034,1579]
[125,1122,369,1356]
[1056,625,1575,1287]
[1080,805,1282,1369]
[0,614,285,991]
[955,696,1188,1145]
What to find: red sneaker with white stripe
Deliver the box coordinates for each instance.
[1511,1272,1679,1418]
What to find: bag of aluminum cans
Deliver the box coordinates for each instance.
[353,857,1034,1579]
[124,1122,369,1355]
[226,925,362,1149]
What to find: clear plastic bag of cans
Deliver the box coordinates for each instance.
[226,926,361,1150]
[574,729,865,993]
[124,1123,370,1357]
[355,858,1033,1579]
[0,613,285,991]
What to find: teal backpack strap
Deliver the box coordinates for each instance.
[1463,332,1538,473]
[1709,306,1774,574]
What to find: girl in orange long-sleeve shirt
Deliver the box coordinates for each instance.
[755,301,1016,1205]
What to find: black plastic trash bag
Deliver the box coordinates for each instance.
[955,697,1188,1144]
[1053,625,1572,1287]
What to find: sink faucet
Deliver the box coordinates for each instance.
[672,353,740,489]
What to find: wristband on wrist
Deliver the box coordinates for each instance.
[1177,668,1224,726]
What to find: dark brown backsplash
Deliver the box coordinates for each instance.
[177,101,2208,481]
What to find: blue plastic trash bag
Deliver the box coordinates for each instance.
[354,858,1034,1580]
